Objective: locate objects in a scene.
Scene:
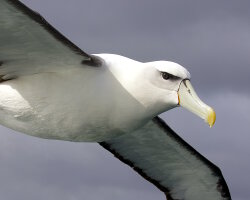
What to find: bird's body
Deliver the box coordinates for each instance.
[0,66,110,141]
[0,55,142,141]
[0,54,185,142]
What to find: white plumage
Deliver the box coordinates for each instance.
[0,0,231,199]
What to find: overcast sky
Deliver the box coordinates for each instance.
[0,0,250,200]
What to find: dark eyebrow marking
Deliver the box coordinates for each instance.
[160,71,180,80]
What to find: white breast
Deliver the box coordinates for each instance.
[0,66,150,142]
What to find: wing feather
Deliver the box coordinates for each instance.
[0,0,99,81]
[100,117,231,200]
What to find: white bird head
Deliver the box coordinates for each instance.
[99,54,216,127]
[147,60,216,127]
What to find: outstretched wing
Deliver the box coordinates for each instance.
[100,117,231,200]
[0,0,100,81]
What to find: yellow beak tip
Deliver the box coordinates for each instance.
[207,108,216,128]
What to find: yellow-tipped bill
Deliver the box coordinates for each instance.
[178,80,216,127]
[207,107,216,127]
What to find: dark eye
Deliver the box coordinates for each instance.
[161,72,171,80]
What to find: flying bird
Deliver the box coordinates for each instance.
[0,0,231,199]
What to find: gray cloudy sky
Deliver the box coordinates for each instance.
[0,0,250,200]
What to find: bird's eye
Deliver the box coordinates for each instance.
[161,72,170,80]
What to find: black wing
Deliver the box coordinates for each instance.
[100,117,231,200]
[0,0,100,81]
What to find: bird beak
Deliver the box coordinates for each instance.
[177,79,216,127]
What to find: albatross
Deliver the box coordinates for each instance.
[0,0,231,199]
